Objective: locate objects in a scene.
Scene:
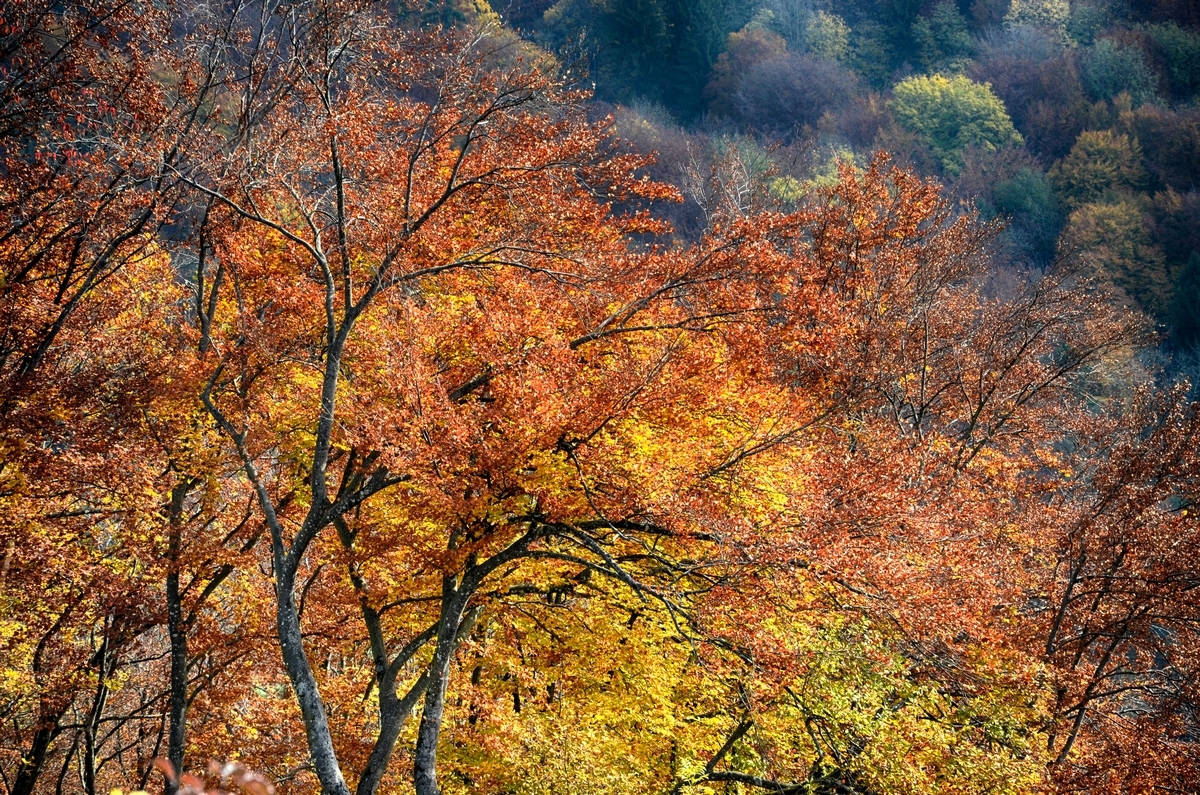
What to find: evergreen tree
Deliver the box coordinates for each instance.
[543,0,731,117]
[663,0,728,117]
[1171,251,1200,349]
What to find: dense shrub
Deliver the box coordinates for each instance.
[890,74,1023,172]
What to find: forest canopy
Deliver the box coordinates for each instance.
[0,2,1198,795]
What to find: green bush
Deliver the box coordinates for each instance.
[890,74,1023,172]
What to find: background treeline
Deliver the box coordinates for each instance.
[471,0,1200,355]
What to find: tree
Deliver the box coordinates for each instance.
[756,0,812,49]
[1143,22,1200,100]
[169,5,750,794]
[1060,198,1172,318]
[1037,387,1200,793]
[542,0,731,118]
[1170,251,1200,348]
[0,3,229,791]
[1050,130,1147,209]
[1004,0,1069,34]
[3,3,1199,795]
[912,1,974,73]
[169,5,1126,781]
[704,27,789,117]
[991,166,1064,264]
[731,53,860,137]
[803,10,851,61]
[890,74,1023,172]
[1118,104,1200,193]
[848,19,900,87]
[1080,39,1161,106]
[1153,188,1200,273]
[970,28,1089,162]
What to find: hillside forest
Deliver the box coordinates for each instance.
[0,1,1198,795]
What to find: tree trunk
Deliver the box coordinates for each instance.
[165,567,187,795]
[11,704,64,795]
[355,673,430,795]
[276,576,352,795]
[413,580,469,795]
[82,633,112,795]
[164,478,192,795]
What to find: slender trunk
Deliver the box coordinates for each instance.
[82,633,111,795]
[16,602,84,795]
[54,729,81,795]
[165,567,187,795]
[355,673,430,795]
[336,512,437,795]
[12,703,64,795]
[413,580,469,795]
[165,478,190,794]
[276,575,352,795]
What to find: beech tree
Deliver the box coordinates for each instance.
[890,74,1023,172]
[1,2,1198,795]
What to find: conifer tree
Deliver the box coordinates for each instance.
[1171,251,1200,348]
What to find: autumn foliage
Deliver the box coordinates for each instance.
[0,2,1197,795]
